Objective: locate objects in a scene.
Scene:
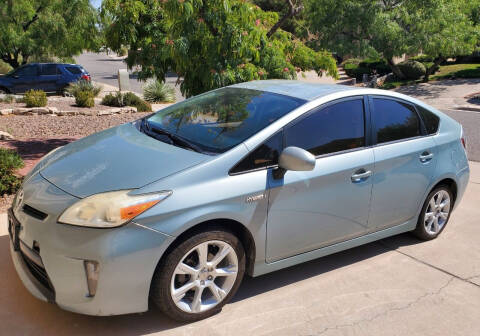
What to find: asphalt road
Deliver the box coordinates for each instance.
[441,109,480,162]
[74,52,185,102]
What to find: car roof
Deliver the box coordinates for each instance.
[26,63,81,67]
[230,80,358,101]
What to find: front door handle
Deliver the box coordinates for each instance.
[419,151,434,163]
[351,169,372,183]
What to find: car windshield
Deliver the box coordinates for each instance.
[145,87,306,154]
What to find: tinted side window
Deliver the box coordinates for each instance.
[285,99,365,156]
[230,132,283,174]
[66,66,82,75]
[372,98,421,144]
[41,64,58,76]
[416,105,440,135]
[15,65,38,77]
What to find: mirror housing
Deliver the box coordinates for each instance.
[274,146,316,179]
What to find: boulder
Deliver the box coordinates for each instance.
[0,109,13,115]
[0,130,14,140]
[13,108,31,115]
[30,107,50,114]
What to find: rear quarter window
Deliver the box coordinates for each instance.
[416,105,440,134]
[65,66,83,75]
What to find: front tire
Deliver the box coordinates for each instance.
[413,185,453,240]
[151,229,245,322]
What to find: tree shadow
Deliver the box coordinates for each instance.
[0,230,424,335]
[394,78,480,99]
[1,138,75,162]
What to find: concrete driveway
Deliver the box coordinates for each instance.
[1,163,479,336]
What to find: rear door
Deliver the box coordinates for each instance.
[38,64,60,92]
[368,96,437,231]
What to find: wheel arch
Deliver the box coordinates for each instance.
[0,86,11,93]
[153,218,256,279]
[429,177,458,205]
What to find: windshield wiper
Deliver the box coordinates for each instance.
[141,119,204,154]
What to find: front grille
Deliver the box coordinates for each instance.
[22,204,48,220]
[20,250,55,294]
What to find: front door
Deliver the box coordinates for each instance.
[266,97,374,262]
[9,64,39,93]
[368,97,437,231]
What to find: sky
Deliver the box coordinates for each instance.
[90,0,102,8]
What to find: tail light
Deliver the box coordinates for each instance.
[81,74,91,81]
[461,128,467,151]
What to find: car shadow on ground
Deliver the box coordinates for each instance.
[0,232,422,335]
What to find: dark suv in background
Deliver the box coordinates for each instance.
[0,63,91,94]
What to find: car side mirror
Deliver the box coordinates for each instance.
[274,146,316,179]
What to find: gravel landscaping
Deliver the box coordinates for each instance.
[0,96,114,113]
[0,112,151,212]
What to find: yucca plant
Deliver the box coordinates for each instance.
[143,80,176,103]
[66,79,102,98]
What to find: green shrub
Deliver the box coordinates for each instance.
[24,89,47,107]
[0,60,12,75]
[343,63,370,80]
[343,58,390,80]
[15,97,25,104]
[0,148,24,196]
[101,92,124,107]
[143,80,176,103]
[409,56,440,75]
[75,91,95,107]
[398,60,426,80]
[101,91,152,112]
[67,80,101,108]
[66,79,101,98]
[118,46,128,56]
[133,98,152,112]
[360,59,390,76]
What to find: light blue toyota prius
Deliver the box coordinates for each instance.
[9,80,469,321]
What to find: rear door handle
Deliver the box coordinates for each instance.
[419,152,434,163]
[351,169,372,183]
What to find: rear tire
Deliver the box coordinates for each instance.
[412,185,453,240]
[151,229,245,322]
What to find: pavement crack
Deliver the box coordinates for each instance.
[378,240,480,289]
[312,277,455,336]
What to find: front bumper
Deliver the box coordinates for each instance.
[9,174,174,316]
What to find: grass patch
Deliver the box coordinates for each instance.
[380,63,480,89]
[380,80,420,90]
[431,63,480,80]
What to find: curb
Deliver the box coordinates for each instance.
[453,105,480,113]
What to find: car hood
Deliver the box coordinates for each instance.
[39,123,209,198]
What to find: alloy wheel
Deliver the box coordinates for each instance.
[424,189,451,235]
[170,240,239,313]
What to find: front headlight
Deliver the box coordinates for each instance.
[58,190,172,228]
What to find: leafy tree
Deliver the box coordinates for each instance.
[0,0,101,69]
[102,0,337,97]
[306,0,479,81]
[253,0,307,38]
